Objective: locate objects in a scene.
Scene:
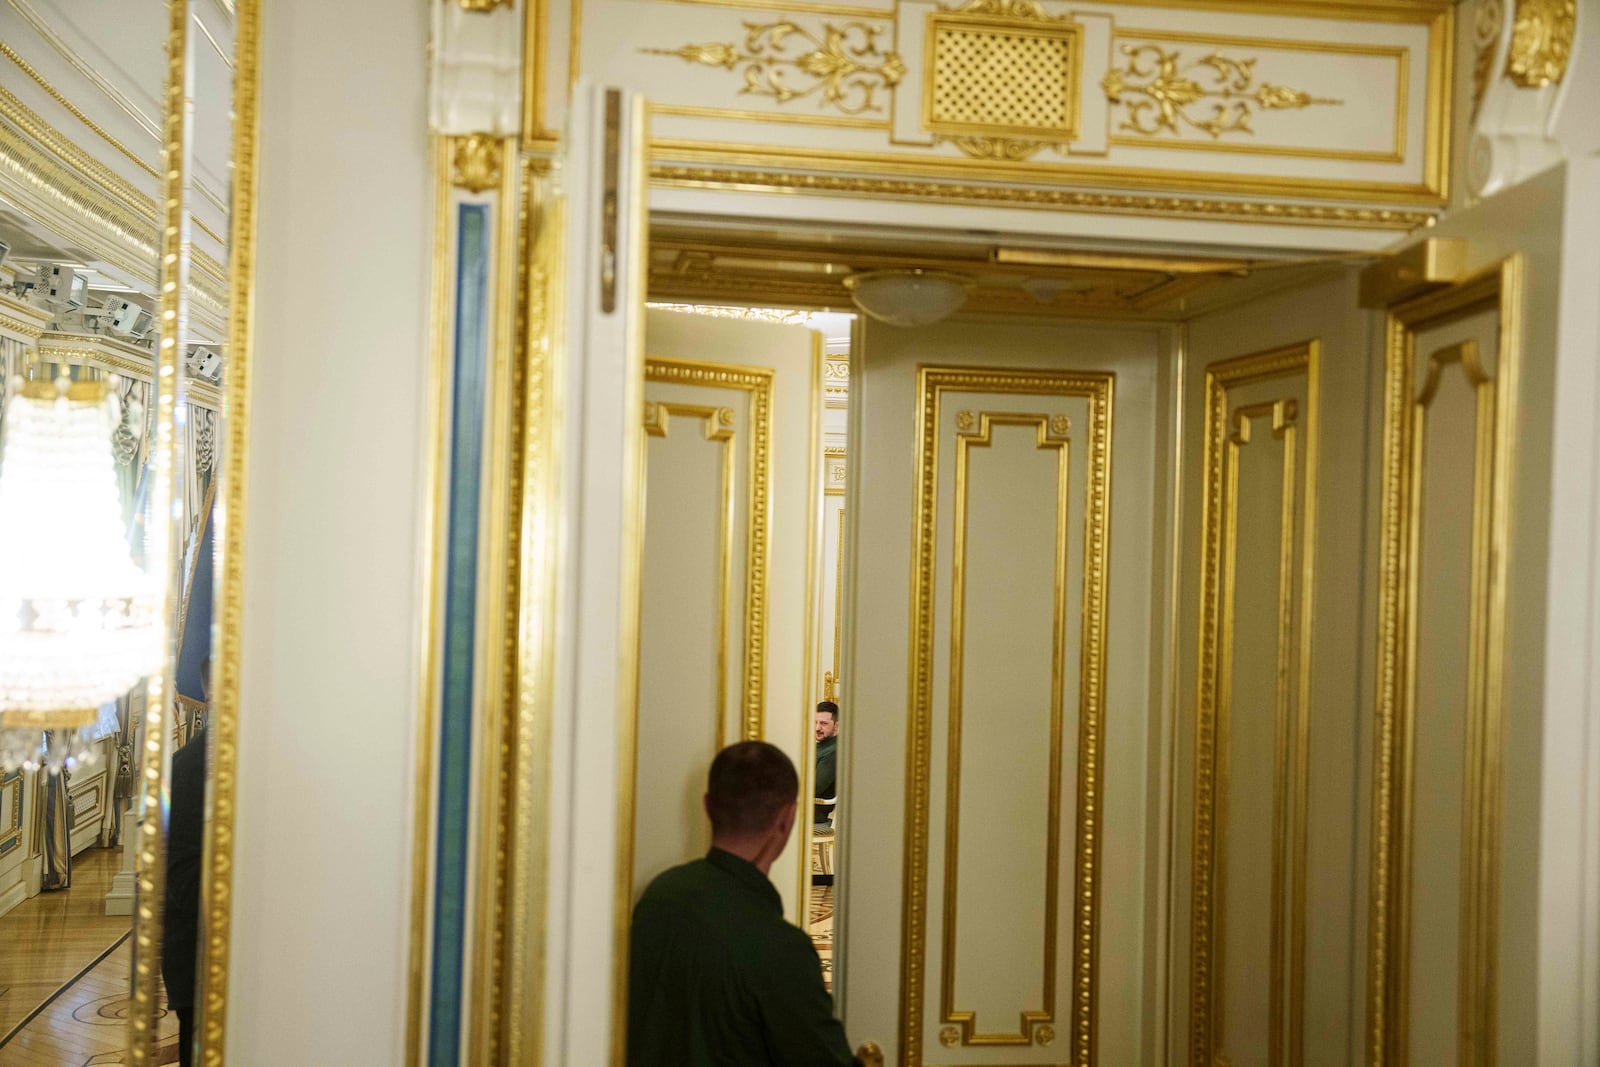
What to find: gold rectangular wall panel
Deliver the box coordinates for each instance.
[1367,259,1522,1067]
[904,367,1113,1067]
[1,771,24,856]
[1189,342,1319,1067]
[940,411,1071,1049]
[643,357,775,743]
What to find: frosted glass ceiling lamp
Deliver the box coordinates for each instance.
[0,375,159,773]
[844,269,973,327]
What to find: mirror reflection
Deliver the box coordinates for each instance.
[0,0,234,1062]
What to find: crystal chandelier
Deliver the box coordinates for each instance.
[0,375,159,773]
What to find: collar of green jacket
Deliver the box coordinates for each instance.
[705,846,781,913]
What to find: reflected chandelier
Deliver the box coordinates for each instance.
[0,375,159,773]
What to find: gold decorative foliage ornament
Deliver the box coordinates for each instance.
[1102,45,1341,138]
[1503,0,1576,87]
[452,133,505,192]
[645,21,905,115]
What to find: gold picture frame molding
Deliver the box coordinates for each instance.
[903,366,1114,1067]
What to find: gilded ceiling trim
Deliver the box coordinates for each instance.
[0,82,151,215]
[649,139,1444,205]
[0,88,227,324]
[5,0,163,140]
[4,0,230,216]
[1503,0,1576,87]
[0,39,160,180]
[649,0,1449,17]
[0,312,45,338]
[650,165,1436,229]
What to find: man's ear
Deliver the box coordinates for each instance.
[776,798,798,838]
[703,792,713,821]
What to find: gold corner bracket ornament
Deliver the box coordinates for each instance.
[1503,0,1576,87]
[452,133,507,192]
[643,21,906,115]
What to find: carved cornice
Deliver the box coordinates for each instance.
[0,294,50,341]
[652,165,1434,230]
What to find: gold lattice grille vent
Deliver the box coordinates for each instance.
[925,15,1082,139]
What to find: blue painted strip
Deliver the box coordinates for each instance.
[428,202,491,1067]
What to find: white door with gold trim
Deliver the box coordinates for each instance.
[837,315,1169,1066]
[831,163,1600,1067]
[632,307,822,922]
[1165,162,1600,1067]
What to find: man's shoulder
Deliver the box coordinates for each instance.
[633,858,723,920]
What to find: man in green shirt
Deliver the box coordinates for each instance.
[813,701,839,828]
[627,741,860,1067]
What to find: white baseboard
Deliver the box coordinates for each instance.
[0,877,24,918]
[104,869,136,917]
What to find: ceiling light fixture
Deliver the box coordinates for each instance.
[844,269,973,327]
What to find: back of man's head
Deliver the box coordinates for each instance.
[706,741,798,838]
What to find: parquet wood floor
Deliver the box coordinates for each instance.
[0,849,129,1040]
[809,884,833,992]
[0,939,178,1065]
[0,848,180,1064]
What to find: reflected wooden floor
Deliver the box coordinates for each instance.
[0,849,128,1039]
[809,884,833,992]
[0,847,179,1065]
[0,939,179,1065]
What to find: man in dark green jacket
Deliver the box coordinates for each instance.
[627,741,860,1067]
[813,701,839,827]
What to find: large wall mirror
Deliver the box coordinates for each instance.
[0,0,255,1062]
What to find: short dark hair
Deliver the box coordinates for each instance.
[816,701,838,721]
[706,741,798,836]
